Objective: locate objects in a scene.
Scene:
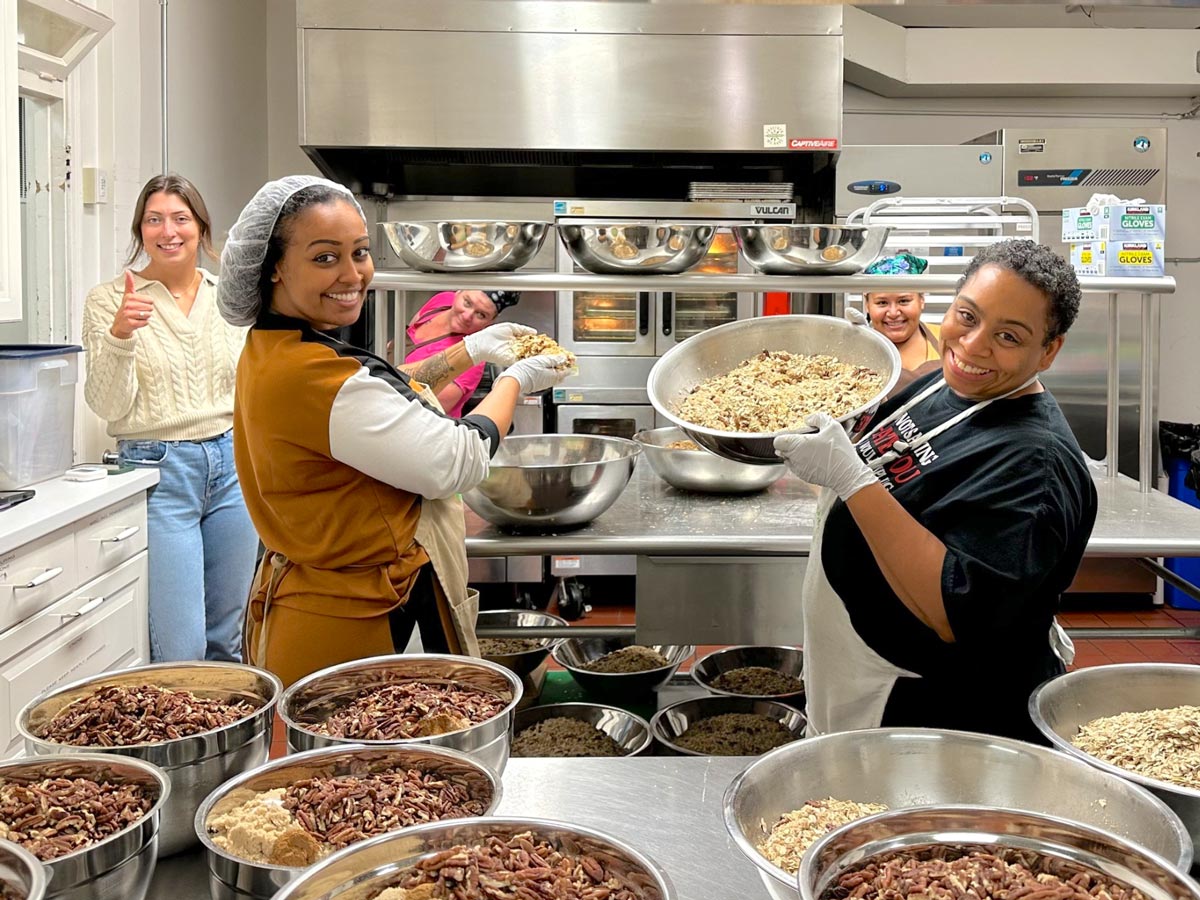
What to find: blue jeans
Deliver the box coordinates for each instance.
[119,431,258,662]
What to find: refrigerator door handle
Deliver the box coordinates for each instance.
[661,291,673,336]
[638,292,650,336]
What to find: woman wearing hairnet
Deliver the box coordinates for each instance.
[218,175,572,686]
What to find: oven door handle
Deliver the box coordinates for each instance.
[638,292,650,336]
[661,292,673,337]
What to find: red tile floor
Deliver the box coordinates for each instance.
[267,597,1200,759]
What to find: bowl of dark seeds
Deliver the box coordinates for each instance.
[280,654,523,774]
[196,743,502,900]
[799,806,1200,900]
[17,662,281,857]
[269,816,675,900]
[0,754,169,900]
[476,609,567,707]
[651,697,806,757]
[551,639,694,700]
[513,703,653,758]
[691,646,805,706]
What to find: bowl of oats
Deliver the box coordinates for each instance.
[647,315,901,464]
[381,221,552,272]
[633,426,785,493]
[550,639,694,700]
[723,728,1191,900]
[1030,662,1200,861]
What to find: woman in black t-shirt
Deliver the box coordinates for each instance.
[775,240,1098,743]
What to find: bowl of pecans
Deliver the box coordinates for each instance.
[722,728,1192,900]
[195,743,502,900]
[1030,662,1200,861]
[17,662,281,858]
[799,806,1200,900]
[0,754,170,900]
[268,816,675,900]
[279,654,523,774]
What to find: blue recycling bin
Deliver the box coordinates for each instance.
[1165,455,1200,609]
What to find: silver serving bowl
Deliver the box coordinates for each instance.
[462,434,640,531]
[651,696,805,758]
[0,754,169,900]
[551,639,694,701]
[647,315,902,464]
[800,806,1200,900]
[723,728,1192,900]
[269,817,675,900]
[513,702,653,758]
[279,654,523,774]
[1030,662,1200,861]
[195,743,502,900]
[690,645,805,704]
[381,220,551,272]
[475,609,567,677]
[560,222,717,274]
[634,426,785,493]
[734,224,891,275]
[18,661,281,857]
[0,831,49,900]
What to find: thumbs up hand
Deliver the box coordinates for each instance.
[110,271,156,339]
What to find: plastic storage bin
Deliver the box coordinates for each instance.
[0,345,82,489]
[1165,455,1200,610]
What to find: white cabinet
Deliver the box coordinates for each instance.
[0,0,21,323]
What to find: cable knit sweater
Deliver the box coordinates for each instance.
[82,269,247,441]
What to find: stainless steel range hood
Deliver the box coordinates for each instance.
[297,0,843,200]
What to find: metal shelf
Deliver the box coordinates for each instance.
[370,270,1176,296]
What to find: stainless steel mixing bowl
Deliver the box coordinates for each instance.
[551,639,694,700]
[475,609,566,677]
[690,645,805,705]
[0,754,170,900]
[461,434,640,530]
[723,727,1192,900]
[1030,662,1200,861]
[734,224,891,275]
[800,806,1199,900]
[279,654,522,774]
[269,817,675,900]
[18,661,281,857]
[381,220,551,272]
[651,696,805,758]
[195,743,502,900]
[513,702,653,757]
[0,834,48,900]
[647,314,902,464]
[634,426,785,493]
[559,222,717,274]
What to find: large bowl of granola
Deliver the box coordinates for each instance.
[196,743,502,900]
[279,654,523,774]
[723,728,1191,900]
[269,817,675,900]
[647,315,902,464]
[17,661,281,857]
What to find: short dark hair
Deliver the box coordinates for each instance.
[126,173,216,266]
[956,240,1082,343]
[256,184,352,321]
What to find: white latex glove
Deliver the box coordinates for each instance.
[844,306,869,327]
[773,413,879,501]
[461,322,536,367]
[496,354,573,395]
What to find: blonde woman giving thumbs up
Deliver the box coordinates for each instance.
[82,174,259,663]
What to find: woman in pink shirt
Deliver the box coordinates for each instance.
[404,289,521,417]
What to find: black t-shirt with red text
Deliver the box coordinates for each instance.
[820,370,1098,742]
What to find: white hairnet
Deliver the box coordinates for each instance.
[217,175,366,326]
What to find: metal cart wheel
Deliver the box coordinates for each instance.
[558,579,590,621]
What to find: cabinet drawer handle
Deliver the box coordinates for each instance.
[100,526,140,544]
[13,567,64,590]
[60,596,105,621]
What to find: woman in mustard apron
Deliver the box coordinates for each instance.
[775,240,1098,743]
[216,176,572,686]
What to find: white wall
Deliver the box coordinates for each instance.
[843,84,1200,425]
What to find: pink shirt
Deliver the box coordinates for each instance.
[404,292,485,419]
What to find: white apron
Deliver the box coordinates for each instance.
[802,375,1073,736]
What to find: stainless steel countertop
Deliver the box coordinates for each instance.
[465,461,1200,558]
[146,756,769,900]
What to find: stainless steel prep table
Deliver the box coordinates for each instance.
[146,756,771,900]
